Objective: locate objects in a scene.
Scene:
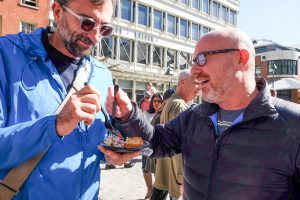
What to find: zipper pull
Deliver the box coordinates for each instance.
[215,138,220,150]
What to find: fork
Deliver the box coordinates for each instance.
[100,106,125,139]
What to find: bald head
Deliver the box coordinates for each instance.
[191,27,258,109]
[198,27,255,71]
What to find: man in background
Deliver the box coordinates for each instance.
[152,69,200,200]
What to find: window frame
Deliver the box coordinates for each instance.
[153,9,163,31]
[138,4,149,26]
[167,14,176,35]
[20,0,38,8]
[20,21,37,34]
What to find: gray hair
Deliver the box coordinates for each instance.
[56,0,115,5]
[178,69,191,83]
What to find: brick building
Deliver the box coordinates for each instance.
[0,0,50,36]
[254,39,300,103]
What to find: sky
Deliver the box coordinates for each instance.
[238,0,300,47]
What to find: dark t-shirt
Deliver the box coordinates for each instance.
[217,108,245,135]
[42,27,82,91]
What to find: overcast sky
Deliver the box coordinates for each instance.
[237,0,300,46]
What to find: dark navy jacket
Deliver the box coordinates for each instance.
[118,79,300,200]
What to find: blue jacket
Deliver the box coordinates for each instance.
[0,28,112,199]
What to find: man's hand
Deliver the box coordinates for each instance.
[98,145,140,165]
[105,86,133,120]
[56,84,100,136]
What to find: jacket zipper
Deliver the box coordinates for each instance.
[206,118,245,200]
[207,136,220,200]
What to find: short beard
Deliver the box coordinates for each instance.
[59,18,95,58]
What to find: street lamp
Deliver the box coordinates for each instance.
[165,67,175,89]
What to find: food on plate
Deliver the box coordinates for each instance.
[104,136,144,148]
[124,137,144,148]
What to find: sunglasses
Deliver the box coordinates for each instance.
[61,5,114,37]
[153,100,162,103]
[190,49,240,66]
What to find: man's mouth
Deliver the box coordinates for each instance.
[199,79,209,86]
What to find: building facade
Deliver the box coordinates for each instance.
[254,39,300,103]
[0,0,239,103]
[93,0,239,102]
[0,0,50,36]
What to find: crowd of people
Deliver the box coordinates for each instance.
[1,0,300,200]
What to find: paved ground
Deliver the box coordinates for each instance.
[98,156,151,200]
[98,156,183,200]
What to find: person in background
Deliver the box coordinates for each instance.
[146,82,158,97]
[140,91,151,112]
[0,0,137,199]
[151,69,199,200]
[103,27,300,199]
[142,93,163,199]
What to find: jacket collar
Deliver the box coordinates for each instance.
[196,78,277,120]
[4,27,91,64]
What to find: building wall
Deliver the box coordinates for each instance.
[255,54,300,103]
[0,0,50,35]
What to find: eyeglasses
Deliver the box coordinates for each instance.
[153,100,162,103]
[190,49,240,66]
[61,5,114,37]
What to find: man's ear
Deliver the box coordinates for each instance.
[52,2,63,24]
[239,49,249,64]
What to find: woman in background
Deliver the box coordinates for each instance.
[142,93,163,199]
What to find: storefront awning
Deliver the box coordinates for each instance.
[268,78,300,90]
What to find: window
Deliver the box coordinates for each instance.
[212,2,219,18]
[20,22,37,33]
[138,4,148,26]
[202,27,209,36]
[167,15,176,35]
[137,41,149,64]
[118,79,133,99]
[221,6,227,22]
[268,60,297,75]
[192,23,199,41]
[192,0,199,9]
[255,65,261,77]
[277,90,291,101]
[113,0,119,17]
[0,16,2,36]
[203,0,209,14]
[121,0,132,21]
[179,52,189,70]
[230,10,236,26]
[21,0,38,7]
[181,0,189,5]
[153,46,164,67]
[180,19,188,38]
[167,49,177,70]
[154,10,163,31]
[120,37,133,62]
[100,36,116,59]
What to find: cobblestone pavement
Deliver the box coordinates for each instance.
[98,156,183,200]
[98,156,150,200]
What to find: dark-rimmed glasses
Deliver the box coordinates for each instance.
[61,5,114,37]
[190,49,240,66]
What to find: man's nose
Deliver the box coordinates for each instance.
[191,65,203,75]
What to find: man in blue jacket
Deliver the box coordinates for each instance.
[104,27,300,199]
[0,0,138,199]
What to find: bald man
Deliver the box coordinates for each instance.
[103,27,300,199]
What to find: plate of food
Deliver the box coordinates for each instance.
[101,136,150,153]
